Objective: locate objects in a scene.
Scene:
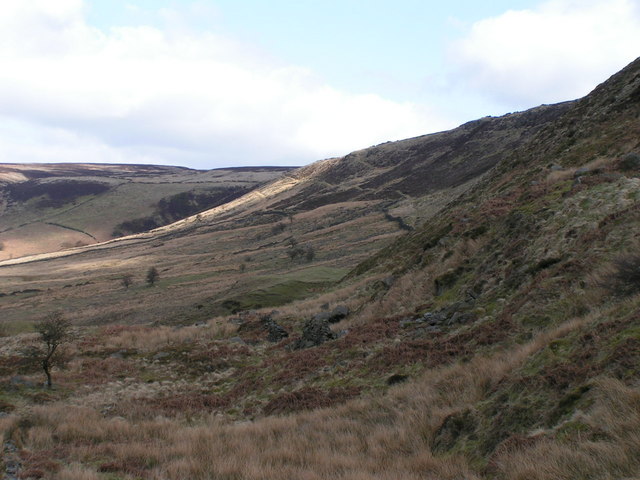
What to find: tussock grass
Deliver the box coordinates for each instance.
[6,316,606,479]
[493,378,640,480]
[101,320,238,352]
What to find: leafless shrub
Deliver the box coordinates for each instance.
[24,312,71,388]
[146,267,159,286]
[121,274,133,289]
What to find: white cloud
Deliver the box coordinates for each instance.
[450,0,640,108]
[0,0,448,168]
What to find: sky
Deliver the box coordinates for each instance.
[0,0,639,169]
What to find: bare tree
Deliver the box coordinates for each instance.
[29,312,70,388]
[121,274,133,289]
[146,266,160,286]
[305,245,315,262]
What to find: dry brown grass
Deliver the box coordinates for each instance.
[54,464,102,480]
[100,320,238,352]
[545,157,614,185]
[6,315,603,480]
[0,414,19,441]
[491,378,640,480]
[273,274,377,322]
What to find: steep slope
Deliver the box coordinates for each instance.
[0,164,292,259]
[334,55,640,472]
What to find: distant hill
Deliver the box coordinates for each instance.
[0,163,293,259]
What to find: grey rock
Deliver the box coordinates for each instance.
[261,315,289,343]
[448,312,463,325]
[229,336,246,344]
[153,352,170,360]
[312,305,350,325]
[292,316,337,349]
[329,305,349,322]
[574,167,590,177]
[312,312,332,322]
[5,460,20,475]
[382,276,395,288]
[423,312,446,325]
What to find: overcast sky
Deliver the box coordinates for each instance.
[1,0,639,169]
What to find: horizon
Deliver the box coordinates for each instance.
[0,0,638,169]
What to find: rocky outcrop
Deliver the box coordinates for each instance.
[262,315,289,343]
[311,305,350,325]
[292,316,337,349]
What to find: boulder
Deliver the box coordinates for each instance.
[329,305,349,322]
[261,315,289,343]
[312,312,332,322]
[311,305,350,324]
[293,316,337,349]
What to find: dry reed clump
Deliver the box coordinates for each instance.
[0,414,19,440]
[100,320,238,352]
[545,157,614,185]
[263,345,332,384]
[54,464,102,480]
[262,386,362,416]
[338,315,401,349]
[115,392,231,420]
[68,357,139,385]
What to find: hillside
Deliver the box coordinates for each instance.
[0,164,292,260]
[0,57,639,480]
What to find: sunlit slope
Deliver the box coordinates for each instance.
[0,164,292,259]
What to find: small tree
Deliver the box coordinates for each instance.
[30,312,70,388]
[121,274,133,289]
[146,266,160,286]
[305,245,315,262]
